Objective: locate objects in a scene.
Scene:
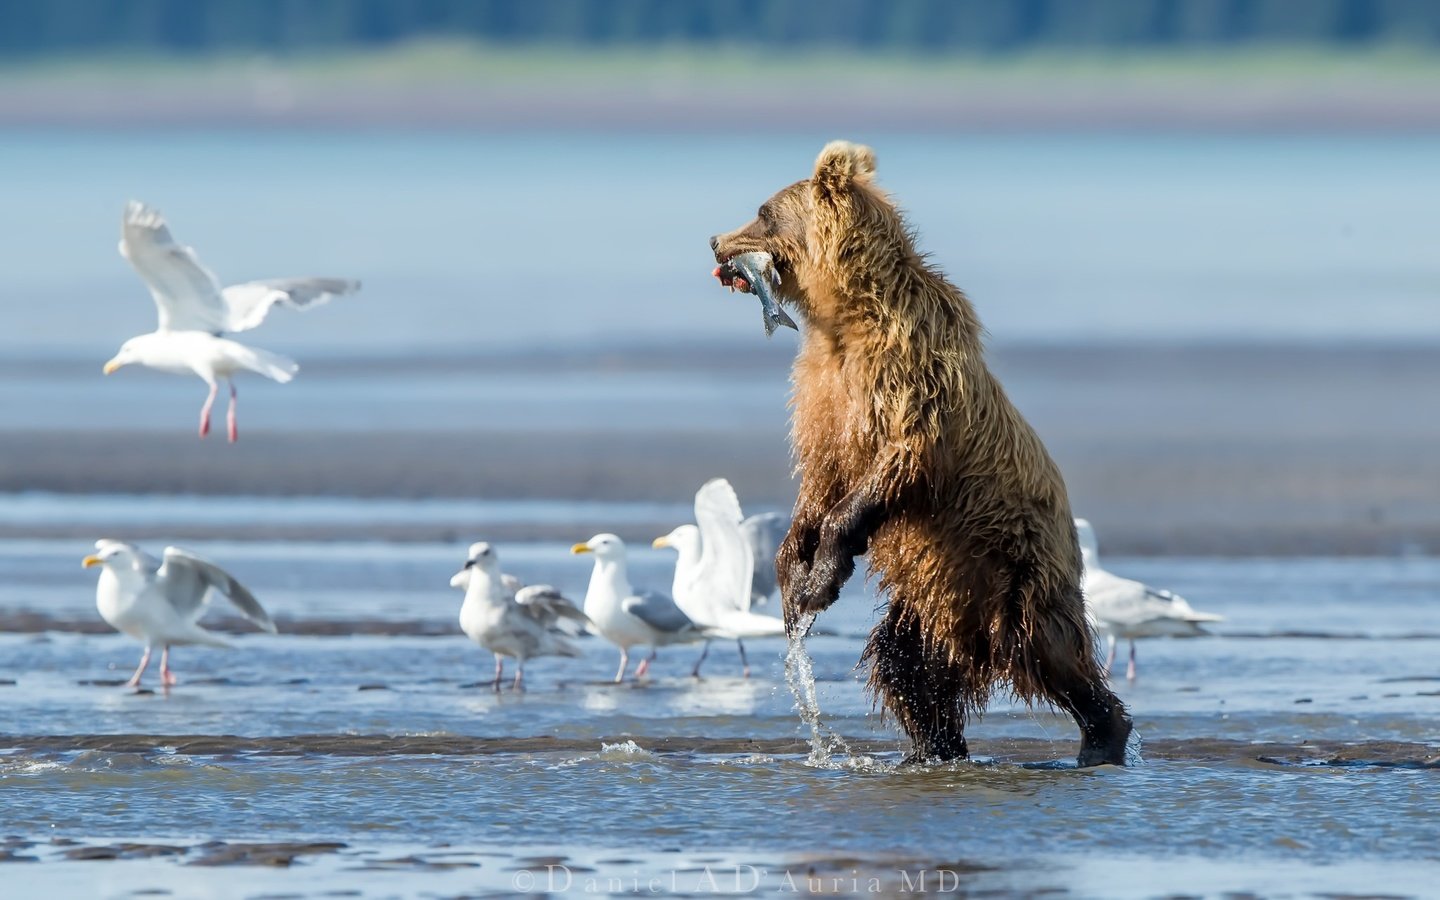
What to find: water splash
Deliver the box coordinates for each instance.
[597,740,651,758]
[1123,728,1145,767]
[783,612,852,766]
[553,739,653,768]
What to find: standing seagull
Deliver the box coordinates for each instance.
[1077,519,1223,680]
[653,478,785,677]
[103,201,360,441]
[450,542,588,691]
[571,534,706,682]
[82,539,277,687]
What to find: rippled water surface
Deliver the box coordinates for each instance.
[2,523,1439,898]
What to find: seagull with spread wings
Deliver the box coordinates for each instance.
[82,539,278,688]
[653,478,786,677]
[102,201,359,441]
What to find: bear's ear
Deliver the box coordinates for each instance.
[813,140,877,198]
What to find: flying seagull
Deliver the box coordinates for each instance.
[103,201,359,441]
[82,539,277,688]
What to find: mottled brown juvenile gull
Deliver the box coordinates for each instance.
[82,539,277,687]
[102,200,359,442]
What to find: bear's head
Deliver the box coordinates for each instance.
[710,140,883,322]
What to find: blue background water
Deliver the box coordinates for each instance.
[3,131,1437,357]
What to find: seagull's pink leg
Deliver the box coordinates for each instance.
[198,382,218,438]
[492,655,504,692]
[226,379,238,443]
[1104,635,1117,674]
[614,649,629,684]
[635,649,656,679]
[513,660,526,692]
[125,647,152,688]
[1126,641,1137,682]
[160,645,178,687]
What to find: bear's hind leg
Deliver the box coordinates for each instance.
[1035,641,1133,767]
[864,599,970,763]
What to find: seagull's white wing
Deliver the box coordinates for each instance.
[692,478,755,613]
[221,278,360,332]
[160,547,278,633]
[1085,567,1221,636]
[118,201,228,333]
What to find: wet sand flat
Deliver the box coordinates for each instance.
[6,343,1440,555]
[3,732,1436,767]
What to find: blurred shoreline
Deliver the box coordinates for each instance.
[4,45,1440,131]
[5,341,1438,557]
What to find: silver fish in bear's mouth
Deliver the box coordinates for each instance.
[722,251,797,338]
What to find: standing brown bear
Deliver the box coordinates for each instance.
[710,141,1132,766]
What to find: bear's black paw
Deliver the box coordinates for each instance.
[1076,708,1134,767]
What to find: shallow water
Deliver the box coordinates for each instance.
[2,529,1438,897]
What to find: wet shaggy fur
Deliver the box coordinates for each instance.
[710,141,1132,766]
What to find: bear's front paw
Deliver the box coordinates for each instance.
[779,557,811,595]
[789,569,841,620]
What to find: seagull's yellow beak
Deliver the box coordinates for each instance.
[102,359,121,375]
[570,543,592,555]
[81,555,103,568]
[651,536,670,549]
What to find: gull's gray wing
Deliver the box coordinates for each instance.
[221,277,360,332]
[516,584,590,628]
[622,590,696,635]
[159,547,278,633]
[118,201,229,333]
[740,511,789,605]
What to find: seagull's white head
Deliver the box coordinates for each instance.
[462,541,500,573]
[1074,518,1099,567]
[82,539,141,571]
[103,337,149,375]
[572,533,625,560]
[652,524,700,558]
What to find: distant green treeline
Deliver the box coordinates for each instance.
[1,0,1437,57]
